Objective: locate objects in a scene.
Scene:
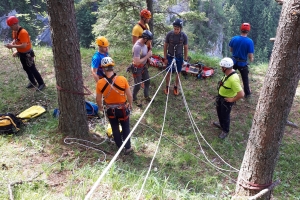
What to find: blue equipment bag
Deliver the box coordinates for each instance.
[53,101,99,118]
[85,101,99,117]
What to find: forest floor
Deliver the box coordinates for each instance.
[1,45,300,199]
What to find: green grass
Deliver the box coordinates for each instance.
[0,45,300,199]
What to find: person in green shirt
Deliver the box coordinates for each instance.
[213,57,244,139]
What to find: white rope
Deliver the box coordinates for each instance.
[130,65,169,87]
[84,65,171,200]
[136,66,172,199]
[176,68,239,172]
[64,137,108,162]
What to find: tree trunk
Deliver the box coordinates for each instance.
[233,0,300,199]
[147,0,153,32]
[46,0,89,137]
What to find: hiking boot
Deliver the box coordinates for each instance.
[173,86,179,96]
[124,147,133,155]
[213,121,222,130]
[218,131,229,139]
[26,82,37,88]
[144,96,152,102]
[36,84,45,91]
[133,100,142,107]
[164,86,169,95]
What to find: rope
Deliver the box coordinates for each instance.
[63,137,110,162]
[177,68,239,172]
[84,64,171,200]
[136,66,172,199]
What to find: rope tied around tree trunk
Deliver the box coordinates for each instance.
[56,76,93,96]
[239,177,273,190]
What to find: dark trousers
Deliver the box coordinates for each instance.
[216,96,234,133]
[19,50,44,86]
[133,66,150,100]
[233,64,250,96]
[106,107,131,149]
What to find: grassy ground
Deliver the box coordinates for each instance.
[0,45,300,200]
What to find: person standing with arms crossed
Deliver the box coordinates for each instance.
[163,18,188,96]
[229,23,254,98]
[96,57,133,155]
[213,57,244,139]
[91,36,109,82]
[5,16,45,91]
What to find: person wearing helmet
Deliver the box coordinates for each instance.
[4,16,45,91]
[96,57,133,155]
[163,18,188,96]
[131,30,153,107]
[213,57,244,139]
[132,9,152,89]
[91,36,110,82]
[132,9,152,47]
[229,23,254,98]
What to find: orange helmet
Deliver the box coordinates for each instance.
[140,9,151,19]
[6,16,19,26]
[240,23,251,31]
[96,36,109,47]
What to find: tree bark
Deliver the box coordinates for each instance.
[234,0,300,199]
[46,0,89,137]
[147,0,153,32]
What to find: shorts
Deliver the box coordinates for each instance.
[167,55,183,73]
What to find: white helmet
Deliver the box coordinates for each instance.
[101,57,115,67]
[219,57,234,68]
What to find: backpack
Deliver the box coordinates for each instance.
[0,113,23,134]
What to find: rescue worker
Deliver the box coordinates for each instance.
[91,36,109,82]
[163,18,188,95]
[5,16,45,91]
[213,57,244,139]
[132,9,152,89]
[132,8,152,48]
[229,23,254,98]
[96,57,133,154]
[132,30,153,107]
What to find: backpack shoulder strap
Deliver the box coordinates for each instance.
[138,22,148,30]
[15,27,23,40]
[219,71,237,90]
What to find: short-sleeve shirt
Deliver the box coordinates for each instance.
[132,41,148,65]
[219,73,243,98]
[229,36,254,67]
[12,28,31,53]
[165,31,188,57]
[91,52,109,76]
[96,75,129,104]
[132,24,150,38]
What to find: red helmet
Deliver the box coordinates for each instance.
[6,16,19,26]
[140,9,151,19]
[240,23,251,31]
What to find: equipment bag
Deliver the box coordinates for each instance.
[17,105,46,120]
[0,113,23,134]
[86,101,99,117]
[53,101,99,118]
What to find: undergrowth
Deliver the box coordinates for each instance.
[0,45,299,199]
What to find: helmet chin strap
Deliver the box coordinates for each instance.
[222,67,228,73]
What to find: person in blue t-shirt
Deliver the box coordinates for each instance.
[91,36,109,82]
[229,23,254,98]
